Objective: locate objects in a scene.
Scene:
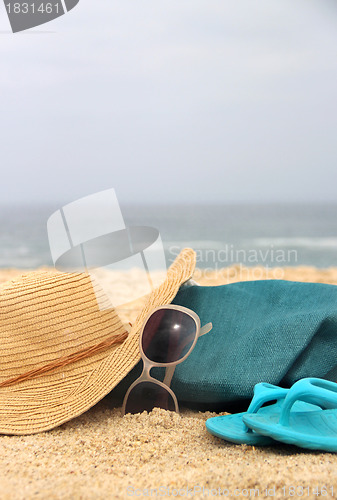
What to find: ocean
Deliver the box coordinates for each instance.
[0,203,336,269]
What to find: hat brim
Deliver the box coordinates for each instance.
[0,248,196,435]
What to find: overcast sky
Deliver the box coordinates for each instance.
[0,0,336,205]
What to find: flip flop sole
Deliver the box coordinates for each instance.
[206,412,274,445]
[243,410,337,452]
[206,400,319,446]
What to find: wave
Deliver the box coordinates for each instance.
[252,238,337,249]
[165,241,234,250]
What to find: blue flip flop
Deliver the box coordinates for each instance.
[243,378,337,452]
[205,382,318,445]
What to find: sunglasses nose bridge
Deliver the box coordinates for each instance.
[141,358,152,378]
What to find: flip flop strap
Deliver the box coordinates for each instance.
[242,383,288,432]
[279,378,337,426]
[247,383,288,413]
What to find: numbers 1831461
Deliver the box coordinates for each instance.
[5,3,60,14]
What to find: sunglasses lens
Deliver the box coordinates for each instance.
[141,308,197,364]
[124,381,177,414]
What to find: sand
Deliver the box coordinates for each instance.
[1,265,337,500]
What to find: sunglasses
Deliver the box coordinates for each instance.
[122,304,212,415]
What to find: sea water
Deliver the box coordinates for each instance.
[0,203,336,269]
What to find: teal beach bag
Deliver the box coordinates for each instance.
[168,280,337,410]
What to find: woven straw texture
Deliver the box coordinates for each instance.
[0,248,196,435]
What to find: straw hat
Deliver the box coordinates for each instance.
[0,248,195,435]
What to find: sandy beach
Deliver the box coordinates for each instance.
[1,265,337,499]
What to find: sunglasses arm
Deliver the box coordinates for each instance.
[199,322,212,337]
[163,365,176,388]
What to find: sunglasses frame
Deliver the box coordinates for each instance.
[122,304,212,415]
